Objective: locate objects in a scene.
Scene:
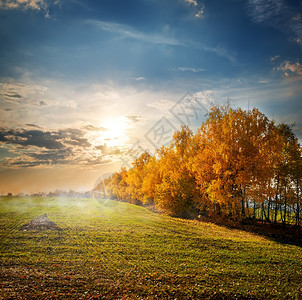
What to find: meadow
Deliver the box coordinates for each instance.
[0,196,301,299]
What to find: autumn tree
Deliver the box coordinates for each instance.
[154,126,199,217]
[102,104,302,225]
[126,151,152,205]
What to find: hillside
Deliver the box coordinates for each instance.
[0,196,301,299]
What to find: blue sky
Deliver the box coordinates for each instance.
[0,0,302,194]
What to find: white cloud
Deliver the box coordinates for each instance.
[195,7,205,18]
[0,82,48,103]
[0,0,60,17]
[185,0,198,6]
[0,77,179,137]
[147,90,213,116]
[185,0,205,18]
[277,60,302,78]
[0,81,79,118]
[192,90,214,106]
[177,67,205,72]
[86,20,182,46]
[135,77,145,81]
[0,0,43,10]
[0,82,47,94]
[147,98,176,112]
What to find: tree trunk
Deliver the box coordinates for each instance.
[283,185,287,226]
[274,194,278,223]
[274,176,279,224]
[267,197,271,223]
[296,179,300,226]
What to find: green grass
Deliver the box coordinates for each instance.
[0,196,301,299]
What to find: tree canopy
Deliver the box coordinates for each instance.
[96,105,302,225]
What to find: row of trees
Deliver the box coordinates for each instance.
[96,105,302,225]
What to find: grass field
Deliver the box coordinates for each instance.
[0,196,301,299]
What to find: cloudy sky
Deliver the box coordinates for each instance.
[0,0,302,194]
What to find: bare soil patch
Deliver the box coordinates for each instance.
[20,214,62,231]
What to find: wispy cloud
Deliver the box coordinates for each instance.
[147,90,213,116]
[271,55,280,62]
[0,82,58,107]
[135,77,145,81]
[247,0,302,47]
[177,67,205,72]
[1,82,47,97]
[86,20,182,46]
[203,45,237,63]
[126,116,141,123]
[147,99,176,115]
[0,82,80,110]
[86,20,238,63]
[247,0,285,23]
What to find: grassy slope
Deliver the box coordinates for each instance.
[0,196,301,299]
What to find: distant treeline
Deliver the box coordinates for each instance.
[6,190,92,198]
[95,105,302,226]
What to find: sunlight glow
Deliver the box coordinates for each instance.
[101,117,130,147]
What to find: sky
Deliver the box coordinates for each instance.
[0,0,302,194]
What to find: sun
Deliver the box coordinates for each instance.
[105,119,126,139]
[102,117,129,147]
[90,116,131,149]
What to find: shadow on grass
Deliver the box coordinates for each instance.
[200,216,302,247]
[241,222,302,247]
[93,198,302,247]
